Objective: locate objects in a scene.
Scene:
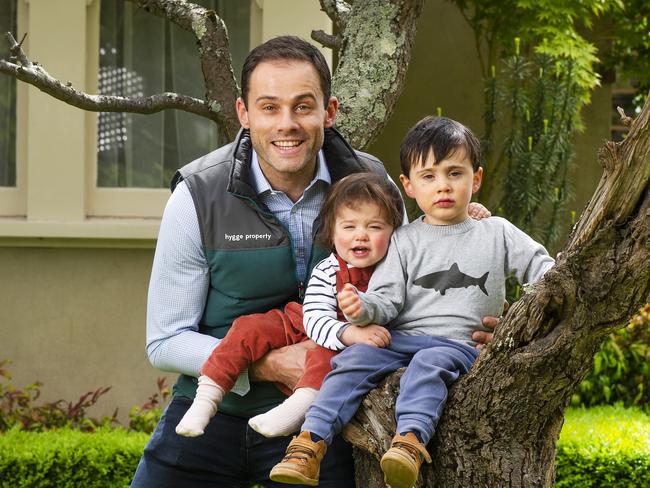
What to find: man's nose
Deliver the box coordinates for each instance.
[277,108,299,131]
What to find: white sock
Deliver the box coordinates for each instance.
[248,387,318,438]
[175,375,225,437]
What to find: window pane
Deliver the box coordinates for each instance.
[97,0,250,188]
[0,0,17,187]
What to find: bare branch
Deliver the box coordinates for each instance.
[0,59,219,122]
[125,0,240,138]
[311,29,342,50]
[5,32,30,66]
[319,0,351,30]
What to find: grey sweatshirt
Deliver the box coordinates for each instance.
[350,216,555,346]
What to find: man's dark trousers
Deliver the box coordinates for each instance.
[131,397,356,487]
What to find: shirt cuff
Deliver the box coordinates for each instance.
[231,370,251,396]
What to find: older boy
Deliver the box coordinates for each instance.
[270,116,555,488]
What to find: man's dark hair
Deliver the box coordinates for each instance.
[400,116,482,175]
[241,36,332,108]
[317,173,404,250]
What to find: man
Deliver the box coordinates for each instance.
[132,36,496,487]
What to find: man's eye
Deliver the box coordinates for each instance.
[262,105,275,111]
[450,171,462,177]
[296,104,311,112]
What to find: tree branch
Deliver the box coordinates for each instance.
[125,0,240,139]
[319,0,351,30]
[311,29,342,50]
[0,59,217,120]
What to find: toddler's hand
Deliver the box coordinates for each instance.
[468,202,491,220]
[337,283,362,319]
[341,324,391,348]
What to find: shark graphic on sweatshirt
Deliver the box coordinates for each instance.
[413,263,489,296]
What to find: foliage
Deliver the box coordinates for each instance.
[555,405,650,487]
[0,427,149,488]
[0,360,169,433]
[572,305,650,412]
[450,0,620,100]
[480,45,579,247]
[128,376,170,433]
[0,360,118,432]
[603,0,650,98]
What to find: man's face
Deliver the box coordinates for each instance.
[236,60,338,189]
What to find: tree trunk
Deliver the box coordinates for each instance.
[327,0,425,150]
[343,94,650,487]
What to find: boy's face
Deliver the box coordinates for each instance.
[333,202,394,269]
[399,149,483,226]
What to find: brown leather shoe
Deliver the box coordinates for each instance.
[269,430,327,486]
[380,432,432,488]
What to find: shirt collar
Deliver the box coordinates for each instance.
[251,149,331,197]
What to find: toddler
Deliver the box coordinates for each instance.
[175,172,404,438]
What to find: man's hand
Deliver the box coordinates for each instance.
[468,202,491,220]
[337,283,362,319]
[249,340,317,393]
[341,324,391,348]
[473,301,509,349]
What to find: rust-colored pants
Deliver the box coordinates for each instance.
[201,301,337,394]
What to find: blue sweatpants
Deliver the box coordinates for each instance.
[302,335,478,445]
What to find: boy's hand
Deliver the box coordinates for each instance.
[337,283,362,319]
[468,202,491,220]
[341,324,391,348]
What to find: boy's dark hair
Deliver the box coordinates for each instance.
[241,36,332,108]
[400,116,482,175]
[317,173,404,249]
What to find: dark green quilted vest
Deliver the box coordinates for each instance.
[170,127,386,417]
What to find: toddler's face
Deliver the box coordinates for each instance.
[399,149,482,226]
[332,202,393,269]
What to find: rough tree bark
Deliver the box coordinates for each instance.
[312,0,425,149]
[343,96,650,486]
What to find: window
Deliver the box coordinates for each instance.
[0,0,17,187]
[96,0,250,188]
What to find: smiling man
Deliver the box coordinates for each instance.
[131,36,494,488]
[131,36,391,488]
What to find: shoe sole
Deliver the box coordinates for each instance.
[270,466,319,486]
[380,454,417,488]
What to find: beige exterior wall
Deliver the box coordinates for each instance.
[0,0,610,421]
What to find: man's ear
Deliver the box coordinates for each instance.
[324,96,339,128]
[236,97,250,129]
[399,174,414,198]
[472,167,483,194]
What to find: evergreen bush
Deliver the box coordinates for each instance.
[555,406,650,487]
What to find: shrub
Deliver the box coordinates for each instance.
[572,305,650,412]
[0,427,149,488]
[0,359,169,433]
[556,405,650,487]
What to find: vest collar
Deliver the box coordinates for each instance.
[226,127,364,199]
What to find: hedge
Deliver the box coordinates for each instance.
[556,405,650,487]
[1,406,648,487]
[0,427,149,488]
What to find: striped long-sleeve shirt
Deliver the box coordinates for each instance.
[303,253,350,351]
